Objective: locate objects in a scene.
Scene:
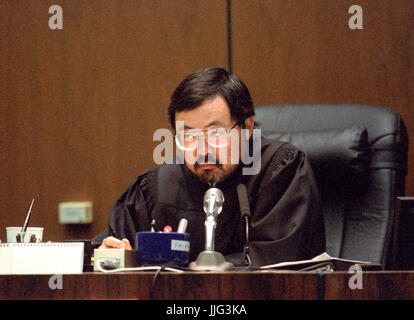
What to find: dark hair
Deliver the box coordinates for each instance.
[168,66,255,129]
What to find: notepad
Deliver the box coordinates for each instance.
[0,242,84,274]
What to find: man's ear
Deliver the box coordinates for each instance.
[243,116,255,139]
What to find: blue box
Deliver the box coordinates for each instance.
[136,232,190,266]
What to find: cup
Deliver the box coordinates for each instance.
[6,227,44,243]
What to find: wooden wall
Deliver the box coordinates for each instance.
[0,1,412,242]
[231,0,414,193]
[0,0,228,241]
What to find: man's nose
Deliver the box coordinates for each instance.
[195,136,214,156]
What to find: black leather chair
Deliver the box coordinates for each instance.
[254,104,408,269]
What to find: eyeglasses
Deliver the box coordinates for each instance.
[175,122,239,151]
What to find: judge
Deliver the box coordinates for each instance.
[96,66,325,267]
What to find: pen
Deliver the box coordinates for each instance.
[17,198,35,242]
[177,218,188,233]
[151,219,158,232]
[22,198,35,233]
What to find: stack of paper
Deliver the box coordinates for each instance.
[0,242,84,274]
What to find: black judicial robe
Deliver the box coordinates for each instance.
[102,137,325,267]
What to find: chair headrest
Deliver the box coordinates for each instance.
[262,126,370,189]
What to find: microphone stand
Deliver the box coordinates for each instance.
[204,215,216,251]
[189,188,234,271]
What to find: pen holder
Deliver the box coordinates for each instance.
[136,232,190,266]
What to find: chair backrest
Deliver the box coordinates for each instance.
[254,104,408,268]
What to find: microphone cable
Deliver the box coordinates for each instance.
[150,264,167,300]
[149,263,189,299]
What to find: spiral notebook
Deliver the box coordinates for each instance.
[0,242,84,274]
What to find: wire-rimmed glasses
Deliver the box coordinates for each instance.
[175,122,239,151]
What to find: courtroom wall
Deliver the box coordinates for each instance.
[0,1,228,241]
[231,0,413,193]
[0,1,412,242]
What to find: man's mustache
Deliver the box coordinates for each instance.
[194,155,223,169]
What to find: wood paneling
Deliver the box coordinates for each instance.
[1,1,413,244]
[0,1,227,242]
[232,0,414,194]
[324,271,414,299]
[0,271,320,299]
[4,271,414,300]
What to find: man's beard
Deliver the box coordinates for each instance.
[193,155,237,186]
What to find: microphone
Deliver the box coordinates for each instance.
[237,184,252,267]
[189,187,234,271]
[203,188,224,251]
[203,188,224,217]
[237,184,251,219]
[177,218,188,233]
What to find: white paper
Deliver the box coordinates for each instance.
[0,242,84,274]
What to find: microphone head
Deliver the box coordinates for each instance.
[203,188,224,217]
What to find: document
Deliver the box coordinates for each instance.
[260,252,382,271]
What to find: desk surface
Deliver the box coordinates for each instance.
[2,270,414,300]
